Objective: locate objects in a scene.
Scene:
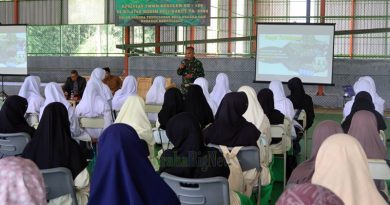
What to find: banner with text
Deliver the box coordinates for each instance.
[115,0,210,26]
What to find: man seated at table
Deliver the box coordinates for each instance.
[63,70,87,99]
[103,67,122,95]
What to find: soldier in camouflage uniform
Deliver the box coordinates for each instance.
[177,47,205,94]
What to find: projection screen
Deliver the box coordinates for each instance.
[0,25,28,75]
[255,23,335,84]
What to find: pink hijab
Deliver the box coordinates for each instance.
[348,110,387,159]
[288,121,343,185]
[276,183,344,205]
[0,157,47,205]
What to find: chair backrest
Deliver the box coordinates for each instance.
[137,77,153,100]
[145,104,163,114]
[367,159,390,180]
[295,109,307,129]
[208,144,261,172]
[161,172,230,205]
[79,117,105,129]
[0,132,30,157]
[41,167,78,205]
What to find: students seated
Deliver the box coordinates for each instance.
[160,112,229,178]
[40,82,81,137]
[203,92,260,147]
[0,95,35,136]
[183,85,214,129]
[268,80,295,121]
[63,70,87,99]
[88,123,180,205]
[287,77,315,130]
[112,75,137,111]
[341,91,386,133]
[210,73,231,108]
[75,82,113,139]
[288,120,343,185]
[276,183,343,205]
[194,77,218,115]
[312,134,387,205]
[115,96,154,148]
[18,76,44,114]
[22,102,89,205]
[238,86,271,140]
[157,87,183,129]
[344,77,384,118]
[145,76,166,122]
[0,157,47,205]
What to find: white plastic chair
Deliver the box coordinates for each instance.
[161,172,230,205]
[368,159,390,180]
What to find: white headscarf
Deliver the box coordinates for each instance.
[18,76,44,113]
[145,76,166,104]
[312,134,386,205]
[359,76,385,114]
[269,80,295,121]
[115,96,153,146]
[90,68,112,101]
[39,82,71,119]
[194,77,218,116]
[343,78,383,118]
[112,76,138,111]
[210,73,231,108]
[238,86,271,140]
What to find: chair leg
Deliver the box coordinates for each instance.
[283,151,286,189]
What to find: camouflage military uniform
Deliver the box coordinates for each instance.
[177,57,205,93]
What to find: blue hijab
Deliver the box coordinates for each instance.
[88,123,180,205]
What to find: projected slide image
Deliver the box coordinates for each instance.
[258,34,330,77]
[0,33,27,69]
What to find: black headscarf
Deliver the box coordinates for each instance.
[0,95,34,136]
[342,91,386,133]
[159,112,229,178]
[287,77,315,129]
[158,87,183,129]
[203,92,261,147]
[22,102,87,179]
[183,85,214,129]
[257,88,285,125]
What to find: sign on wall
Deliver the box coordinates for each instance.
[115,0,210,26]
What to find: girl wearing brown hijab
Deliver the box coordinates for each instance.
[288,120,343,185]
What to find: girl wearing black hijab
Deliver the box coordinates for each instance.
[157,87,184,129]
[183,85,214,129]
[342,91,386,133]
[287,77,315,129]
[203,92,261,147]
[257,88,285,125]
[22,102,87,178]
[0,95,34,136]
[159,112,229,178]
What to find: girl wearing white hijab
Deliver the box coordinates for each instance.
[210,73,231,108]
[359,76,385,115]
[18,76,44,114]
[39,82,81,137]
[115,96,154,146]
[268,80,295,121]
[343,78,383,118]
[145,76,166,122]
[89,68,112,101]
[312,134,386,205]
[75,82,113,139]
[194,77,218,115]
[112,76,138,111]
